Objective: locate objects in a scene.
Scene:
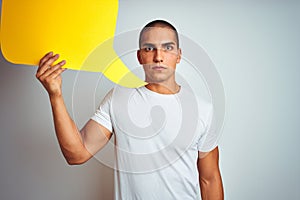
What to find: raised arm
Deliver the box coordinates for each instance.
[36,52,112,165]
[198,147,224,200]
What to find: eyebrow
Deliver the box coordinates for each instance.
[141,42,176,48]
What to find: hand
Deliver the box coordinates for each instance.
[36,52,67,97]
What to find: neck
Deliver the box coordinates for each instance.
[145,82,180,94]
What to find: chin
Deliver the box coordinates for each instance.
[148,75,169,82]
[147,78,166,84]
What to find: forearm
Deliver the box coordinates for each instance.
[49,94,91,164]
[200,173,224,200]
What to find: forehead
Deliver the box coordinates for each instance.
[140,27,177,46]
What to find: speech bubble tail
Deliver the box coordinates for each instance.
[103,58,147,88]
[81,40,146,88]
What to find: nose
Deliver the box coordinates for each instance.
[154,48,163,63]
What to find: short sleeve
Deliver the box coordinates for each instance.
[90,90,113,133]
[197,104,219,152]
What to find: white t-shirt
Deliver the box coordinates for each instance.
[91,86,218,200]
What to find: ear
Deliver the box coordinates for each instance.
[176,48,182,64]
[137,50,143,64]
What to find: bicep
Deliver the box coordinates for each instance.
[197,146,220,180]
[80,119,112,156]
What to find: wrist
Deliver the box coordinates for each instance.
[49,93,63,103]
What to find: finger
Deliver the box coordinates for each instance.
[37,53,58,76]
[48,66,67,80]
[44,54,60,67]
[40,60,66,78]
[37,52,54,77]
[39,51,53,67]
[36,54,60,78]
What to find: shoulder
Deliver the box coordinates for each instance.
[180,86,213,123]
[180,86,213,111]
[104,86,139,98]
[101,86,145,105]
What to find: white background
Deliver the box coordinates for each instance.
[0,0,299,199]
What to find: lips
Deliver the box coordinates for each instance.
[152,66,167,70]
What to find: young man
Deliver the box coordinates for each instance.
[36,20,224,200]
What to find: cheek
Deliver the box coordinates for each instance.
[167,54,180,64]
[140,54,153,64]
[142,65,151,72]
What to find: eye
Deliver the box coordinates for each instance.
[144,46,155,52]
[164,45,174,51]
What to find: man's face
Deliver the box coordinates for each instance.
[137,27,182,84]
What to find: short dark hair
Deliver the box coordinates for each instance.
[139,19,179,48]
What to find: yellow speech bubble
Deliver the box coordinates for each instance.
[0,0,146,88]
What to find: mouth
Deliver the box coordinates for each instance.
[151,65,167,70]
